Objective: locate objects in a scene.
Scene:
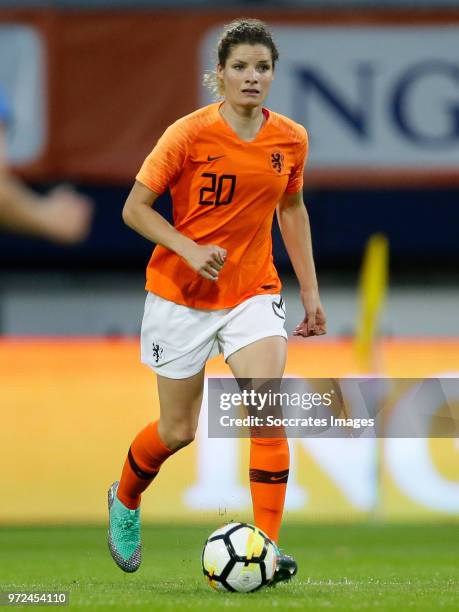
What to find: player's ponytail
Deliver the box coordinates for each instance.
[202,18,279,99]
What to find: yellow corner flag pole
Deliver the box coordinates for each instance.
[355,233,389,373]
[354,233,389,520]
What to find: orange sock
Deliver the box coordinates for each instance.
[249,437,289,543]
[117,421,175,509]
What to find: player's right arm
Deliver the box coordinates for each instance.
[0,123,92,243]
[122,180,226,281]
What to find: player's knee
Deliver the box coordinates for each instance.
[167,427,196,450]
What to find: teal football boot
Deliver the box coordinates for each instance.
[107,481,141,572]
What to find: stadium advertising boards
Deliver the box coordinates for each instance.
[201,24,459,186]
[1,9,459,186]
[2,338,458,523]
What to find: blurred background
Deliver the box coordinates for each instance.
[1,0,458,525]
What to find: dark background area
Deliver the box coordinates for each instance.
[1,183,456,281]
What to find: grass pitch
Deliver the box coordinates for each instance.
[1,524,458,610]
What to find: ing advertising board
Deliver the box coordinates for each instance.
[1,9,459,185]
[201,24,459,185]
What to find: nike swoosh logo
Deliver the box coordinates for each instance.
[272,296,285,320]
[207,155,225,161]
[270,475,287,482]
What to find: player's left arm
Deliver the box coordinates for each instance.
[276,190,327,337]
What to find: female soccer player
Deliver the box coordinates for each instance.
[108,18,326,584]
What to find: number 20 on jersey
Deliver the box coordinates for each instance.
[199,173,236,206]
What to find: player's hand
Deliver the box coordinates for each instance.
[294,287,327,337]
[182,243,227,281]
[39,186,93,244]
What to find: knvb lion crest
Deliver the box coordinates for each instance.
[152,341,164,363]
[271,151,284,173]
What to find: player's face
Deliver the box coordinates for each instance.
[217,44,274,108]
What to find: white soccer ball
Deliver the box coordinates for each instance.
[202,522,277,592]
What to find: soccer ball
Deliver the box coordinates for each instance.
[202,522,277,592]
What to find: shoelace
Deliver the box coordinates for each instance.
[120,519,133,530]
[117,516,138,539]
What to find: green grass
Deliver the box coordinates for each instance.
[0,524,458,610]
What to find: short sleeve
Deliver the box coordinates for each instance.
[136,119,189,194]
[0,88,12,125]
[285,126,308,194]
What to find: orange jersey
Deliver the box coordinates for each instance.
[136,102,308,309]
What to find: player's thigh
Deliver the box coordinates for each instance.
[227,336,287,379]
[156,368,205,444]
[227,337,286,435]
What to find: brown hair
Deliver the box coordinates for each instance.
[203,18,279,99]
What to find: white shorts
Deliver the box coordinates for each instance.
[140,292,288,379]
